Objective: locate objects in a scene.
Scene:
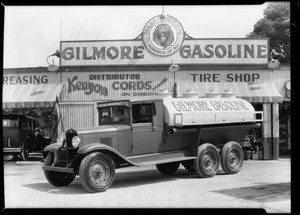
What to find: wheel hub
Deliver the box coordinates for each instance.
[229,151,239,167]
[203,153,216,171]
[89,162,108,183]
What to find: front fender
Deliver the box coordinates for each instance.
[43,143,60,152]
[77,143,137,167]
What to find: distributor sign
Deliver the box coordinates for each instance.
[60,15,268,66]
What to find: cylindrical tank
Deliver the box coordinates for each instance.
[163,97,262,127]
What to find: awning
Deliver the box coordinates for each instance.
[177,82,282,103]
[2,83,64,108]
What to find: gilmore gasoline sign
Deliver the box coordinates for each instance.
[60,15,269,66]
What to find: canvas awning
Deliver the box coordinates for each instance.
[177,82,282,103]
[2,83,64,108]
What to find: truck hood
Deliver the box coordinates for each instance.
[74,124,131,148]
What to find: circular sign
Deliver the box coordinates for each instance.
[142,14,184,57]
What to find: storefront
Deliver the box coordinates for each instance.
[2,69,64,139]
[3,13,290,159]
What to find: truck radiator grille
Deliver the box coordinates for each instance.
[3,137,11,148]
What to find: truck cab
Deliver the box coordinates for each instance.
[42,95,262,192]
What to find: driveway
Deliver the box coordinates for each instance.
[3,155,291,213]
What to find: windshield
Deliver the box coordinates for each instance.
[3,119,19,128]
[98,106,130,125]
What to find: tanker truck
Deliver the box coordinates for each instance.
[42,91,263,192]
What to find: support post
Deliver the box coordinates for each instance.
[287,116,291,150]
[174,83,178,98]
[262,103,272,159]
[272,103,280,160]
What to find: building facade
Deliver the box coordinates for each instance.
[3,13,291,159]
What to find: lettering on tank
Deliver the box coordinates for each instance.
[171,100,249,112]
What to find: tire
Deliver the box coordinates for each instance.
[20,142,29,161]
[156,162,180,175]
[43,152,76,187]
[79,152,115,193]
[194,143,220,178]
[221,141,244,174]
[181,160,196,172]
[12,154,19,161]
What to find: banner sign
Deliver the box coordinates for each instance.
[60,14,268,67]
[3,75,49,85]
[60,39,269,66]
[61,71,172,101]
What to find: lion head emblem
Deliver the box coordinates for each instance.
[152,24,174,49]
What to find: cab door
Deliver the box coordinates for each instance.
[131,102,159,155]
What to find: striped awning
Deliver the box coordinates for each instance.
[177,82,282,103]
[2,83,64,108]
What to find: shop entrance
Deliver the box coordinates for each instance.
[279,101,291,155]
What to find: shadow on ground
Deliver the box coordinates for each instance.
[23,168,202,195]
[213,182,290,203]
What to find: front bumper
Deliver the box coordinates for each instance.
[42,165,75,173]
[3,148,21,153]
[42,147,80,174]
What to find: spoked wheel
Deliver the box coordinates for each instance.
[156,162,180,175]
[221,141,244,174]
[194,143,220,178]
[79,152,115,193]
[43,152,76,186]
[181,160,196,173]
[20,142,30,161]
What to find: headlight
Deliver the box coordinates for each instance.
[56,136,64,148]
[72,136,80,148]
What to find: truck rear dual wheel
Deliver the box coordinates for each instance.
[79,152,115,193]
[221,141,244,174]
[194,143,220,178]
[156,162,180,175]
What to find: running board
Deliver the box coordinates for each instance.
[127,151,197,167]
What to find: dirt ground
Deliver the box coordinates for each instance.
[2,155,291,213]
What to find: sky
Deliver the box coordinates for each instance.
[3,4,269,68]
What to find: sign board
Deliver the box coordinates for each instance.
[60,14,269,67]
[60,39,269,66]
[61,71,172,101]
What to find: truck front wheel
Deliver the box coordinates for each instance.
[221,141,244,174]
[194,143,220,178]
[43,152,76,187]
[79,152,115,193]
[156,162,180,175]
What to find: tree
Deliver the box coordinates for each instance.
[246,2,290,63]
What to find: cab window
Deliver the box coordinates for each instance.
[132,103,153,123]
[98,106,130,125]
[3,119,19,128]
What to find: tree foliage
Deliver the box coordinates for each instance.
[246,2,290,63]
